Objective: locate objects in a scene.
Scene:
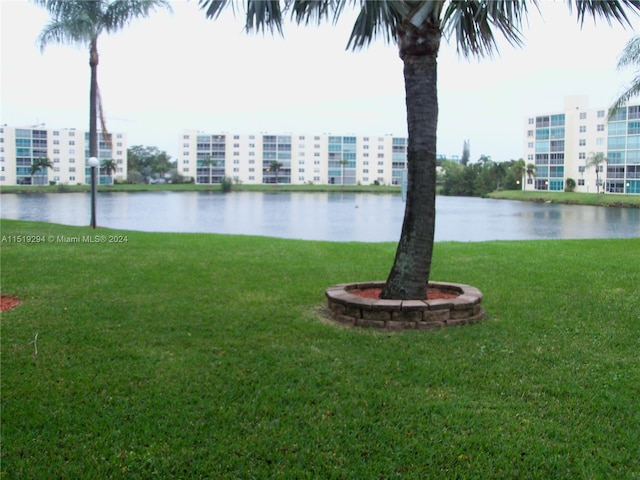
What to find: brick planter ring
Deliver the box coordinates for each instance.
[325,281,485,330]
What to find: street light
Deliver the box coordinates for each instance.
[88,156,99,229]
[627,182,630,196]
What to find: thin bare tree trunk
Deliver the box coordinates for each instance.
[89,36,99,159]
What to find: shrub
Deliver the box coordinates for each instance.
[565,178,576,192]
[221,176,233,193]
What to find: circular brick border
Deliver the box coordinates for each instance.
[325,281,484,330]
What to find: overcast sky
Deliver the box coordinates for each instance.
[1,0,638,162]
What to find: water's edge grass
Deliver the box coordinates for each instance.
[1,219,639,478]
[4,183,639,208]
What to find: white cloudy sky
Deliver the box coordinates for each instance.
[1,0,638,161]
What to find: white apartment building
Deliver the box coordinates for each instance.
[178,130,408,186]
[524,95,640,195]
[0,125,127,186]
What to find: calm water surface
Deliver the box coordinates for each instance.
[1,191,639,242]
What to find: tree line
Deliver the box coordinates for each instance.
[440,156,528,197]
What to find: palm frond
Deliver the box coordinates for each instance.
[616,35,640,69]
[103,0,172,32]
[199,0,235,19]
[566,0,640,27]
[442,0,533,59]
[609,72,640,118]
[290,0,338,26]
[38,17,96,51]
[346,0,406,50]
[198,0,285,34]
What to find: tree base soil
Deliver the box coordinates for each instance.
[352,287,459,300]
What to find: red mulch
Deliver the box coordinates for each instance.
[1,295,20,312]
[351,288,458,300]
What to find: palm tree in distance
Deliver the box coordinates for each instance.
[34,0,172,161]
[269,160,283,185]
[101,158,118,183]
[29,157,54,185]
[511,158,526,191]
[610,35,640,117]
[526,162,536,191]
[199,0,640,299]
[586,151,607,194]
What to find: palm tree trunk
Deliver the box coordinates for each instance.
[381,26,440,300]
[89,36,99,159]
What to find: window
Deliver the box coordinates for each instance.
[579,153,586,160]
[527,130,533,137]
[578,139,586,146]
[597,124,605,132]
[597,110,605,118]
[596,138,604,146]
[579,126,587,133]
[629,105,640,119]
[528,118,534,125]
[579,112,587,120]
[69,140,75,145]
[536,116,549,128]
[578,179,585,186]
[629,121,640,135]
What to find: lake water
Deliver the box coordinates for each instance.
[1,191,639,242]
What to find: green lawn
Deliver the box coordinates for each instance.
[1,219,639,479]
[488,189,640,208]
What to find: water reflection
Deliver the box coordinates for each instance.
[1,191,638,242]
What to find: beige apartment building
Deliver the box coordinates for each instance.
[178,130,408,186]
[524,95,640,194]
[0,125,127,186]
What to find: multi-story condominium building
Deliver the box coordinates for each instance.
[0,125,127,186]
[524,95,640,195]
[178,130,408,186]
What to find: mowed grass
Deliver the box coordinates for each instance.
[1,219,639,479]
[488,189,640,208]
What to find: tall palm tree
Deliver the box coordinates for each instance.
[29,157,54,185]
[34,0,171,160]
[586,151,607,194]
[511,158,526,190]
[526,163,536,191]
[610,35,640,117]
[199,0,640,299]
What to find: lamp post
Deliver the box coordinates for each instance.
[88,156,99,229]
[627,182,630,196]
